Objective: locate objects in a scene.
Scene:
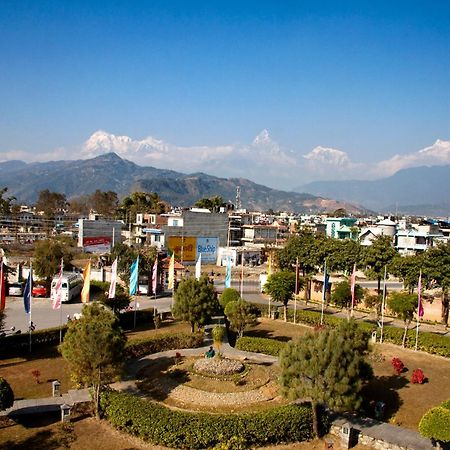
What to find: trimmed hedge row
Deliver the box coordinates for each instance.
[0,325,68,357]
[101,390,314,449]
[253,304,450,358]
[125,331,204,359]
[236,336,287,356]
[0,308,155,358]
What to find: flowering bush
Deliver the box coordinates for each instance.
[411,368,425,384]
[391,357,405,375]
[31,369,41,384]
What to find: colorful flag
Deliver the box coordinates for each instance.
[418,270,424,318]
[23,267,32,314]
[108,258,118,299]
[81,260,91,303]
[322,260,329,302]
[225,256,231,288]
[52,258,63,310]
[152,256,158,294]
[0,262,5,312]
[350,263,357,307]
[129,257,139,295]
[168,254,175,290]
[195,253,202,280]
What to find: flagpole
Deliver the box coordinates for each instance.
[320,260,326,326]
[240,253,244,298]
[380,265,387,343]
[415,270,422,351]
[294,257,298,324]
[59,258,63,343]
[350,263,356,320]
[29,263,32,353]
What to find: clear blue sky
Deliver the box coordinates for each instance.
[1,0,449,163]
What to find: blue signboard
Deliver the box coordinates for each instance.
[196,237,218,263]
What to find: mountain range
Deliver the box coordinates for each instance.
[298,165,450,215]
[0,153,364,214]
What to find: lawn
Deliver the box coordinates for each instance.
[246,318,450,430]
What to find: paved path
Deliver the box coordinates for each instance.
[0,388,91,417]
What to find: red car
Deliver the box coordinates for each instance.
[32,285,47,297]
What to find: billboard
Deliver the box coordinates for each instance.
[83,236,111,253]
[167,236,196,262]
[196,237,218,263]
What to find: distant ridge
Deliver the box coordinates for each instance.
[0,152,365,214]
[298,165,450,215]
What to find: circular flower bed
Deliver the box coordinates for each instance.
[194,357,244,376]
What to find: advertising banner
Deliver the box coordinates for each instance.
[196,237,218,263]
[167,236,196,262]
[83,236,111,253]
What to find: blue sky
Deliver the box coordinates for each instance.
[1,1,449,188]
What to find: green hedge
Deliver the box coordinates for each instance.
[236,336,286,357]
[125,331,204,359]
[0,326,68,357]
[252,304,450,358]
[119,308,154,330]
[101,390,314,449]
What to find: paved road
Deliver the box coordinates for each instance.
[3,294,173,333]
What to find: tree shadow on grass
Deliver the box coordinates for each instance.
[135,356,190,402]
[246,329,291,342]
[361,375,409,421]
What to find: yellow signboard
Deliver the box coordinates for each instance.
[167,236,196,262]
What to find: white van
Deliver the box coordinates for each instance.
[51,272,83,303]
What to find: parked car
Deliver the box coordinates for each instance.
[8,282,24,296]
[32,285,47,297]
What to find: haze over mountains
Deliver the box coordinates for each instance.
[0,153,363,214]
[298,165,450,215]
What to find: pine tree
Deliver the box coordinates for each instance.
[0,377,14,411]
[172,275,218,332]
[224,300,258,338]
[59,303,126,418]
[279,320,370,437]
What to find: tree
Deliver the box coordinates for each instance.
[99,284,131,315]
[278,231,327,300]
[0,377,14,411]
[424,242,450,325]
[419,400,450,444]
[0,187,16,215]
[59,303,126,418]
[33,237,74,287]
[331,280,364,316]
[172,275,218,332]
[280,320,370,437]
[387,291,417,347]
[224,300,258,338]
[89,190,119,217]
[35,189,67,216]
[390,254,423,293]
[194,196,226,212]
[117,191,168,222]
[110,243,138,291]
[264,271,297,321]
[362,235,397,295]
[219,287,241,309]
[327,239,362,274]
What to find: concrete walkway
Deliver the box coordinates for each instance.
[0,388,91,416]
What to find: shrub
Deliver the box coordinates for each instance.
[125,332,204,359]
[0,377,14,411]
[235,336,286,357]
[391,358,405,375]
[101,390,314,449]
[419,403,450,443]
[411,368,425,384]
[119,308,154,330]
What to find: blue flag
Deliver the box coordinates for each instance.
[129,257,139,295]
[225,256,231,288]
[23,267,32,314]
[322,261,329,302]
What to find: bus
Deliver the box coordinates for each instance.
[50,272,84,303]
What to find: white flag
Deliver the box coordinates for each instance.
[195,254,202,280]
[52,258,63,310]
[108,258,118,299]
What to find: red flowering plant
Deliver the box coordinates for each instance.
[391,357,405,375]
[411,368,425,384]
